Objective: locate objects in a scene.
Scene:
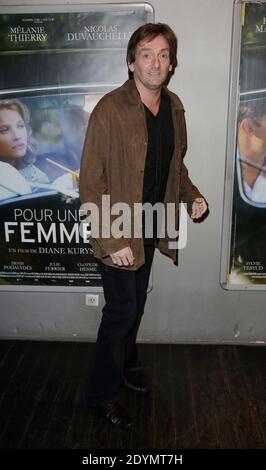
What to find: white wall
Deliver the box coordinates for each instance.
[0,0,265,345]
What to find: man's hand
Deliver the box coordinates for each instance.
[191,197,208,220]
[110,247,135,266]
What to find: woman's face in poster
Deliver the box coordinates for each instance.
[0,108,27,163]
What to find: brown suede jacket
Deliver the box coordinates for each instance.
[79,79,203,270]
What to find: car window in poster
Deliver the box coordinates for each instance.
[0,4,154,291]
[221,0,266,289]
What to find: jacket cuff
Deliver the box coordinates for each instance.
[96,238,130,258]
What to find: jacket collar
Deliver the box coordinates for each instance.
[121,79,184,111]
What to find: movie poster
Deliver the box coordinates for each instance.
[0,4,153,290]
[226,1,266,288]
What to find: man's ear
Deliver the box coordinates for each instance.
[241,118,256,136]
[128,62,135,72]
[169,64,173,72]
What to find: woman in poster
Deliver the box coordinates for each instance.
[0,98,49,200]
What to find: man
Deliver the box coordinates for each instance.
[79,23,208,429]
[237,93,266,204]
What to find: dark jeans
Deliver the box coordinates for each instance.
[86,244,155,407]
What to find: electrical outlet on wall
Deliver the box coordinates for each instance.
[85,294,99,307]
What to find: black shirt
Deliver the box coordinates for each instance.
[142,90,174,243]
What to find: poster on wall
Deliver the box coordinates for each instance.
[221,0,266,289]
[0,3,153,291]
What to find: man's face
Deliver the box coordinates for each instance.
[254,113,266,155]
[239,111,266,160]
[128,34,173,91]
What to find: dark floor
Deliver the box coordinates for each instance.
[0,340,265,449]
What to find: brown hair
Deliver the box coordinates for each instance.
[127,23,177,79]
[0,98,30,124]
[238,98,266,121]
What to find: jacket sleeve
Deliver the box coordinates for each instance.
[79,104,130,257]
[178,110,205,213]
